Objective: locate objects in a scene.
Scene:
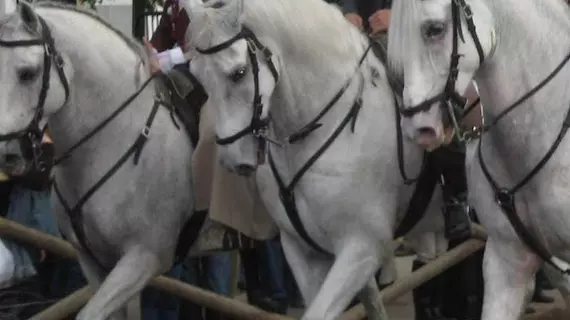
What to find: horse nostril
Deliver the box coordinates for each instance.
[235,164,256,176]
[417,127,436,136]
[4,154,20,163]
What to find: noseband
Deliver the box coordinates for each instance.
[0,16,69,172]
[195,27,279,162]
[400,0,485,138]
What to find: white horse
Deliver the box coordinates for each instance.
[181,0,453,318]
[388,0,570,319]
[0,2,195,319]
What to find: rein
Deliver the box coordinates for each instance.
[426,0,570,274]
[475,40,570,275]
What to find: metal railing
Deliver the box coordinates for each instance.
[134,11,163,39]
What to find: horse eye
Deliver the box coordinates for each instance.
[422,21,447,40]
[18,67,40,83]
[229,67,247,83]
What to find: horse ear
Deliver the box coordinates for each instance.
[219,0,244,29]
[17,1,39,33]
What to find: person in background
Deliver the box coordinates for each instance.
[0,132,69,318]
[342,0,392,35]
[259,236,304,314]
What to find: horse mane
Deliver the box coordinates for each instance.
[191,0,366,67]
[34,1,150,69]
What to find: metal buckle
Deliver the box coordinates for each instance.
[44,43,52,57]
[45,43,64,68]
[446,100,465,142]
[141,126,151,138]
[53,53,65,69]
[254,128,282,147]
[453,0,473,19]
[246,38,258,53]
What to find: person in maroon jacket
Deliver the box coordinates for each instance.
[150,0,190,54]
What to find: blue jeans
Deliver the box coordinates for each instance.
[178,254,231,319]
[141,263,184,320]
[261,239,288,303]
[4,186,60,283]
[262,238,303,307]
[206,252,231,296]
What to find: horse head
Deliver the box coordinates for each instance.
[183,0,280,176]
[387,0,496,150]
[0,1,71,176]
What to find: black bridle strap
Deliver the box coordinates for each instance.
[54,74,158,165]
[268,75,365,257]
[474,48,570,274]
[0,16,69,143]
[195,27,279,146]
[481,51,570,132]
[216,41,268,145]
[196,28,279,80]
[472,12,570,275]
[400,0,484,119]
[286,45,372,144]
[53,99,162,270]
[454,0,485,65]
[477,101,570,274]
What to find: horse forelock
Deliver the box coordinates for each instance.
[387,0,428,81]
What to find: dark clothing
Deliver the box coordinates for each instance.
[0,181,14,216]
[342,0,392,19]
[150,0,190,52]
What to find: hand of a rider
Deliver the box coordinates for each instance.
[368,9,391,35]
[345,13,364,30]
[143,37,161,74]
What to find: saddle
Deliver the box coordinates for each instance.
[155,63,208,148]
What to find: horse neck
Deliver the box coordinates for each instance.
[476,0,570,119]
[40,9,154,160]
[268,34,368,142]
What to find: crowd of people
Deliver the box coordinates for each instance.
[0,0,563,320]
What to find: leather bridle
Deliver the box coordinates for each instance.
[195,27,279,163]
[399,0,485,139]
[0,16,70,173]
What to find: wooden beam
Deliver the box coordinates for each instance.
[0,217,291,320]
[338,231,488,320]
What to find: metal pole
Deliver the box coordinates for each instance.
[132,0,146,38]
